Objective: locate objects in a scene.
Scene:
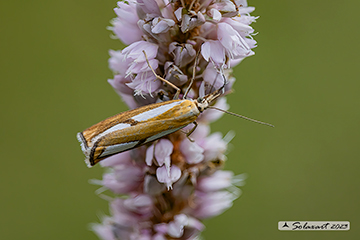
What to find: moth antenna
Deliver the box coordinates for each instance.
[184,50,201,99]
[207,106,275,127]
[208,61,220,94]
[220,72,227,93]
[143,50,180,99]
[210,62,228,94]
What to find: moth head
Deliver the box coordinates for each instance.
[196,85,224,112]
[196,96,209,112]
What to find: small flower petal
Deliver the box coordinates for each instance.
[164,62,189,85]
[197,170,234,192]
[108,50,129,74]
[144,175,166,196]
[192,191,235,219]
[208,8,222,21]
[145,144,155,166]
[123,194,153,214]
[126,71,161,95]
[154,139,173,167]
[151,17,175,34]
[111,1,143,45]
[202,62,226,90]
[122,41,158,63]
[201,40,225,65]
[169,42,196,68]
[136,0,161,17]
[167,214,188,238]
[156,165,181,190]
[217,22,252,59]
[180,138,204,164]
[92,220,117,240]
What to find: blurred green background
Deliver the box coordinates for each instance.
[1,0,359,239]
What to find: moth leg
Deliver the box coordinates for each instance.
[184,50,200,99]
[143,50,180,99]
[184,121,198,142]
[187,121,198,137]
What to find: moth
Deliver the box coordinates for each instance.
[77,85,225,167]
[77,51,273,167]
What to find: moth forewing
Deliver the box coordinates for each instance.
[77,99,201,167]
[80,100,184,144]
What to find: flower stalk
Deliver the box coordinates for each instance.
[90,0,258,239]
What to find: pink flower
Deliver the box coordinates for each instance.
[111,1,142,45]
[169,42,196,68]
[180,138,204,164]
[202,62,226,90]
[208,8,222,22]
[146,139,173,173]
[85,1,259,239]
[209,0,238,18]
[136,0,161,18]
[126,71,162,96]
[178,9,205,33]
[92,217,117,240]
[197,170,234,192]
[191,190,235,219]
[156,165,181,190]
[201,40,225,66]
[108,75,138,109]
[202,132,228,161]
[108,50,130,74]
[154,214,204,239]
[164,62,188,86]
[151,17,175,34]
[122,41,159,75]
[217,22,253,59]
[100,152,145,194]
